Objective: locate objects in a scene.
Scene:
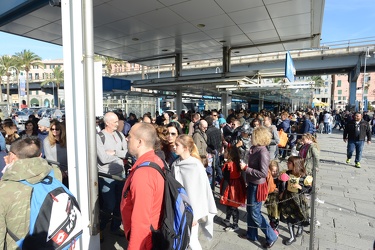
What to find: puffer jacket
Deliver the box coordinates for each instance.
[0,157,62,249]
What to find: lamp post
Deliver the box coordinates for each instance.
[362,47,371,112]
[8,66,18,109]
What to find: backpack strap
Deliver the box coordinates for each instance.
[98,131,105,144]
[123,161,166,199]
[99,131,124,149]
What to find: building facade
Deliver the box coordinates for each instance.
[331,72,375,111]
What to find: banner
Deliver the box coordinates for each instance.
[19,74,26,97]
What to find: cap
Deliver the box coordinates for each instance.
[38,118,50,128]
[240,122,251,134]
[218,117,226,125]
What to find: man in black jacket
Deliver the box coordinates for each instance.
[343,112,371,168]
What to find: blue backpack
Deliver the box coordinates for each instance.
[126,161,194,250]
[7,169,83,250]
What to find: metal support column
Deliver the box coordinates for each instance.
[221,92,232,118]
[175,53,182,77]
[62,0,100,249]
[223,46,230,73]
[175,90,183,117]
[348,56,361,111]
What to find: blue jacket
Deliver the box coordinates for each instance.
[277,119,291,133]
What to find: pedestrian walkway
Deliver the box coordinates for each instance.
[101,128,375,249]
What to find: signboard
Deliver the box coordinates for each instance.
[285,51,296,82]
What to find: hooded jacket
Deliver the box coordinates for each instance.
[0,157,62,249]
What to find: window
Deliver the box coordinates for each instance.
[338,90,342,95]
[36,90,39,95]
[337,80,341,87]
[343,96,347,100]
[35,73,39,80]
[338,96,342,100]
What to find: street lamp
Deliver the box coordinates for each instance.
[362,47,371,112]
[7,66,19,109]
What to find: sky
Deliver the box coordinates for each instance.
[0,0,374,60]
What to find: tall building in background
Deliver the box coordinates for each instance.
[331,73,375,111]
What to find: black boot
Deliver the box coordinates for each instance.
[282,223,296,245]
[295,225,303,237]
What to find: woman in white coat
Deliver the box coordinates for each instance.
[172,134,217,250]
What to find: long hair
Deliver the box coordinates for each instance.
[24,120,38,135]
[287,156,306,177]
[226,145,241,172]
[48,120,66,147]
[302,133,319,150]
[175,134,201,161]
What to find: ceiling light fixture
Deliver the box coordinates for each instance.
[197,24,206,28]
[132,38,139,41]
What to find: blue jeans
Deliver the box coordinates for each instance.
[246,183,277,244]
[324,122,329,133]
[347,140,365,163]
[99,176,125,231]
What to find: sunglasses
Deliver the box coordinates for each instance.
[51,128,60,131]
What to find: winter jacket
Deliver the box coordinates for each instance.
[121,150,164,250]
[277,119,291,133]
[244,146,269,185]
[0,157,62,250]
[193,129,208,157]
[343,119,371,142]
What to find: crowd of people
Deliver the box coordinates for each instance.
[0,105,373,249]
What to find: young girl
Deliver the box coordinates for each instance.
[172,135,217,249]
[264,160,285,233]
[279,156,313,245]
[298,133,319,175]
[220,146,247,232]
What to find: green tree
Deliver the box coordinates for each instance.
[101,56,124,76]
[15,49,43,106]
[311,75,325,88]
[0,55,17,106]
[41,66,64,109]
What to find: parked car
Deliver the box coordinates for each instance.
[14,111,29,124]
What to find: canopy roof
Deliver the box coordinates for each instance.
[0,0,324,66]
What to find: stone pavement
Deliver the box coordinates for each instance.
[100,128,375,250]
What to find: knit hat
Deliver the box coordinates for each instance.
[38,118,50,128]
[218,117,226,125]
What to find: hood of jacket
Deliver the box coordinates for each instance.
[2,157,53,184]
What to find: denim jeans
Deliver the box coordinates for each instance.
[324,122,329,133]
[99,176,125,231]
[347,140,365,163]
[246,183,278,244]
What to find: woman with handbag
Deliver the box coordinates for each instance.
[240,126,278,248]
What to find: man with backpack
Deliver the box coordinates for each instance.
[121,122,165,249]
[97,112,128,238]
[0,137,66,249]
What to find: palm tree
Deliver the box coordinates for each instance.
[0,55,17,107]
[101,56,124,76]
[311,75,325,88]
[15,49,43,106]
[41,66,64,109]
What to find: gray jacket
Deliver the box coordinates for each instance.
[97,130,128,176]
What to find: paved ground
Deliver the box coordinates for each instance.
[101,128,375,250]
